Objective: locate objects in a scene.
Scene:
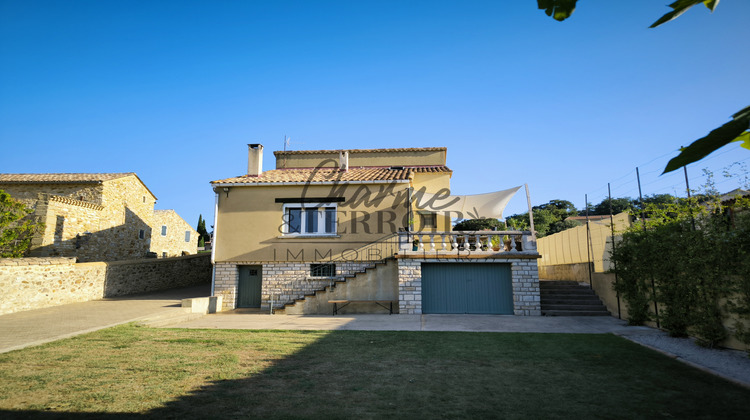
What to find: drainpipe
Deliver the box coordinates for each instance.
[210,189,219,296]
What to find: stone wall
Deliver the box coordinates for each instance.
[213,261,375,311]
[29,194,106,261]
[0,183,105,208]
[397,257,541,315]
[151,209,199,257]
[0,254,211,315]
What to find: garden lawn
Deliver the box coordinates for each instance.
[0,324,749,419]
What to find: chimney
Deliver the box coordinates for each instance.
[339,150,349,172]
[247,144,263,176]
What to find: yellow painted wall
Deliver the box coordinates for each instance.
[537,212,631,273]
[214,182,414,262]
[411,171,452,231]
[275,149,446,169]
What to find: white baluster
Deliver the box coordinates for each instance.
[463,234,469,251]
[419,234,425,251]
[441,234,447,251]
[510,234,517,252]
[430,234,436,251]
[452,234,459,251]
[474,234,481,251]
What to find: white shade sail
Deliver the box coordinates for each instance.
[414,185,522,219]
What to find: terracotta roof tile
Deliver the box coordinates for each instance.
[0,173,135,184]
[273,147,447,156]
[211,166,451,185]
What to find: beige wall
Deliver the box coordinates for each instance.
[411,171,453,232]
[275,149,447,169]
[151,210,199,257]
[537,212,630,273]
[214,182,413,262]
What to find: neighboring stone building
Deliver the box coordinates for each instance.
[151,209,199,258]
[0,173,197,262]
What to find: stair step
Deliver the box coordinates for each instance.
[541,291,597,297]
[542,295,602,302]
[542,303,608,310]
[542,310,611,316]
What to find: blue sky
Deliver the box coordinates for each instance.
[1,0,748,228]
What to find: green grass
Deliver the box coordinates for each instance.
[0,325,748,419]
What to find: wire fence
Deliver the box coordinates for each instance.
[581,142,749,210]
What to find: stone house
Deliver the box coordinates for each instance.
[210,145,541,315]
[151,209,199,258]
[0,173,197,262]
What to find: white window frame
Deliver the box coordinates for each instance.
[282,203,337,236]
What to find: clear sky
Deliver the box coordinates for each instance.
[1,0,748,229]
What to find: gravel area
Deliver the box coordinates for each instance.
[617,329,750,388]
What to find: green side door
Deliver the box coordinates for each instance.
[422,263,513,315]
[238,265,262,308]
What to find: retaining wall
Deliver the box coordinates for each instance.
[0,253,211,315]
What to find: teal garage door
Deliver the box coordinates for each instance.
[422,263,513,314]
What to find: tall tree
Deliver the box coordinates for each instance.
[197,214,210,243]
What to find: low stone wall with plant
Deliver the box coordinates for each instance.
[0,253,211,315]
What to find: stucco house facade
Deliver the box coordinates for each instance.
[210,145,541,315]
[0,173,197,262]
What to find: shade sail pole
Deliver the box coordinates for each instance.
[525,183,535,236]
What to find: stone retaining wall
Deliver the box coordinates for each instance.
[397,257,541,316]
[0,254,211,315]
[213,261,374,311]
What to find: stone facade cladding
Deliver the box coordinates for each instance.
[0,254,211,315]
[213,261,374,311]
[396,257,541,315]
[151,210,199,257]
[1,174,195,262]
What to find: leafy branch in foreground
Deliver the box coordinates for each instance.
[537,0,722,27]
[663,106,750,174]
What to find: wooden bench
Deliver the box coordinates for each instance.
[328,300,393,315]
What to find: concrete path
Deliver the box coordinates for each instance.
[0,284,210,354]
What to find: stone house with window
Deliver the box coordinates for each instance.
[210,145,541,315]
[0,173,197,262]
[151,209,199,258]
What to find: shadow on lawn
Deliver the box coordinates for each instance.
[2,331,750,419]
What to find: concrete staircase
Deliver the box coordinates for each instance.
[279,258,397,315]
[540,280,610,316]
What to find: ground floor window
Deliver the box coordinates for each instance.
[310,263,336,277]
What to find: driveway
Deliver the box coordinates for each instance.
[0,284,210,353]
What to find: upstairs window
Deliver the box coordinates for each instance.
[185,231,191,242]
[284,204,337,235]
[161,225,167,236]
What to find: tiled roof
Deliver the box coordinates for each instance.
[273,147,447,156]
[0,173,135,184]
[212,166,451,185]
